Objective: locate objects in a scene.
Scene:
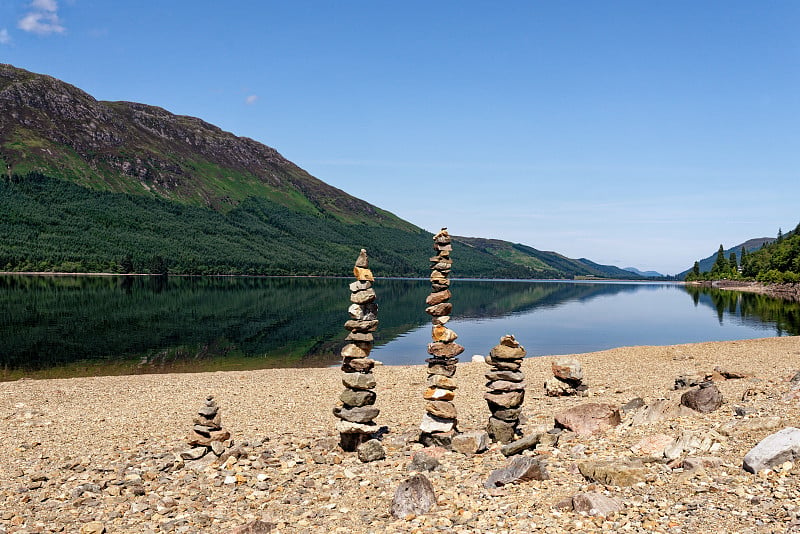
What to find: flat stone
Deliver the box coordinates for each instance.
[420,413,455,433]
[180,446,209,461]
[427,363,457,377]
[350,288,376,304]
[578,459,646,486]
[451,431,490,455]
[345,331,373,343]
[342,372,377,390]
[432,315,450,325]
[571,492,623,517]
[348,280,371,293]
[340,343,371,358]
[333,405,380,424]
[425,400,457,419]
[431,280,450,291]
[484,456,549,488]
[554,403,621,436]
[427,374,457,390]
[424,387,455,401]
[339,388,376,407]
[425,302,453,316]
[626,398,697,425]
[425,290,451,306]
[621,397,645,412]
[552,357,583,382]
[500,431,545,456]
[391,474,436,519]
[683,456,723,470]
[341,357,376,373]
[336,420,378,435]
[486,379,526,392]
[344,319,379,333]
[193,413,221,428]
[489,344,526,361]
[484,355,522,370]
[681,381,723,413]
[431,325,458,342]
[484,390,524,409]
[630,434,675,456]
[743,427,800,473]
[357,439,386,463]
[427,342,464,358]
[491,407,523,422]
[198,406,218,418]
[485,370,525,382]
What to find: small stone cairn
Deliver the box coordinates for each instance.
[181,395,231,460]
[420,228,464,448]
[544,357,588,397]
[484,335,527,443]
[334,249,380,451]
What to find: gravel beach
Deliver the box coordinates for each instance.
[3,336,800,533]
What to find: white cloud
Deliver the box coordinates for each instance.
[0,29,10,44]
[245,95,258,105]
[18,0,65,35]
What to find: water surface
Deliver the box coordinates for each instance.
[1,276,797,380]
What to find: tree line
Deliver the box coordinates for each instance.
[685,223,800,283]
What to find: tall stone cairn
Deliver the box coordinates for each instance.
[334,249,380,451]
[484,335,527,443]
[420,228,464,448]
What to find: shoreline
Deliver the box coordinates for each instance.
[3,336,799,532]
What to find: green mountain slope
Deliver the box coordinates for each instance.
[678,238,774,279]
[454,237,644,279]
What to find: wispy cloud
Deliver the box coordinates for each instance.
[18,0,65,35]
[245,94,259,105]
[0,29,11,44]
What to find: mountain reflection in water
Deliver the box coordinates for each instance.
[1,276,797,380]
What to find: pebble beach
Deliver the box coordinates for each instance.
[2,336,800,533]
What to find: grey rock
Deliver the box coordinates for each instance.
[391,474,436,518]
[487,416,518,444]
[484,456,549,488]
[500,431,545,457]
[486,379,527,392]
[333,405,380,424]
[571,492,623,517]
[339,389,376,407]
[484,390,524,409]
[621,397,645,413]
[357,439,386,463]
[674,373,703,390]
[342,372,377,390]
[552,357,583,382]
[410,449,441,471]
[451,431,490,455]
[485,370,525,382]
[578,459,646,486]
[230,520,276,533]
[743,427,800,473]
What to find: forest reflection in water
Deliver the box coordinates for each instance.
[1,275,797,380]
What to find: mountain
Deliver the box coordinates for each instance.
[453,237,645,279]
[678,238,774,279]
[0,64,635,279]
[624,267,664,278]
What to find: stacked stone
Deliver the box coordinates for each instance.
[182,395,231,460]
[544,357,588,397]
[420,228,464,448]
[334,249,380,451]
[484,335,527,443]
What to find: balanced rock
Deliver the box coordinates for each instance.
[184,395,230,458]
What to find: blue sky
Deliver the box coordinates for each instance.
[2,1,798,275]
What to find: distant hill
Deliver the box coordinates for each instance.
[678,237,774,279]
[454,237,645,279]
[624,267,664,278]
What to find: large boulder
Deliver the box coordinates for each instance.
[554,403,621,436]
[391,474,436,518]
[743,427,800,473]
[680,381,723,413]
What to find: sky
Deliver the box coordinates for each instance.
[1,1,798,275]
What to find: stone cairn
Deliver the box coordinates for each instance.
[334,249,380,451]
[544,357,588,397]
[484,335,527,443]
[181,395,231,460]
[420,228,464,448]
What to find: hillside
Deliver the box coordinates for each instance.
[453,237,645,279]
[1,63,634,278]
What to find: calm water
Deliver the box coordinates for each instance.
[1,275,798,380]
